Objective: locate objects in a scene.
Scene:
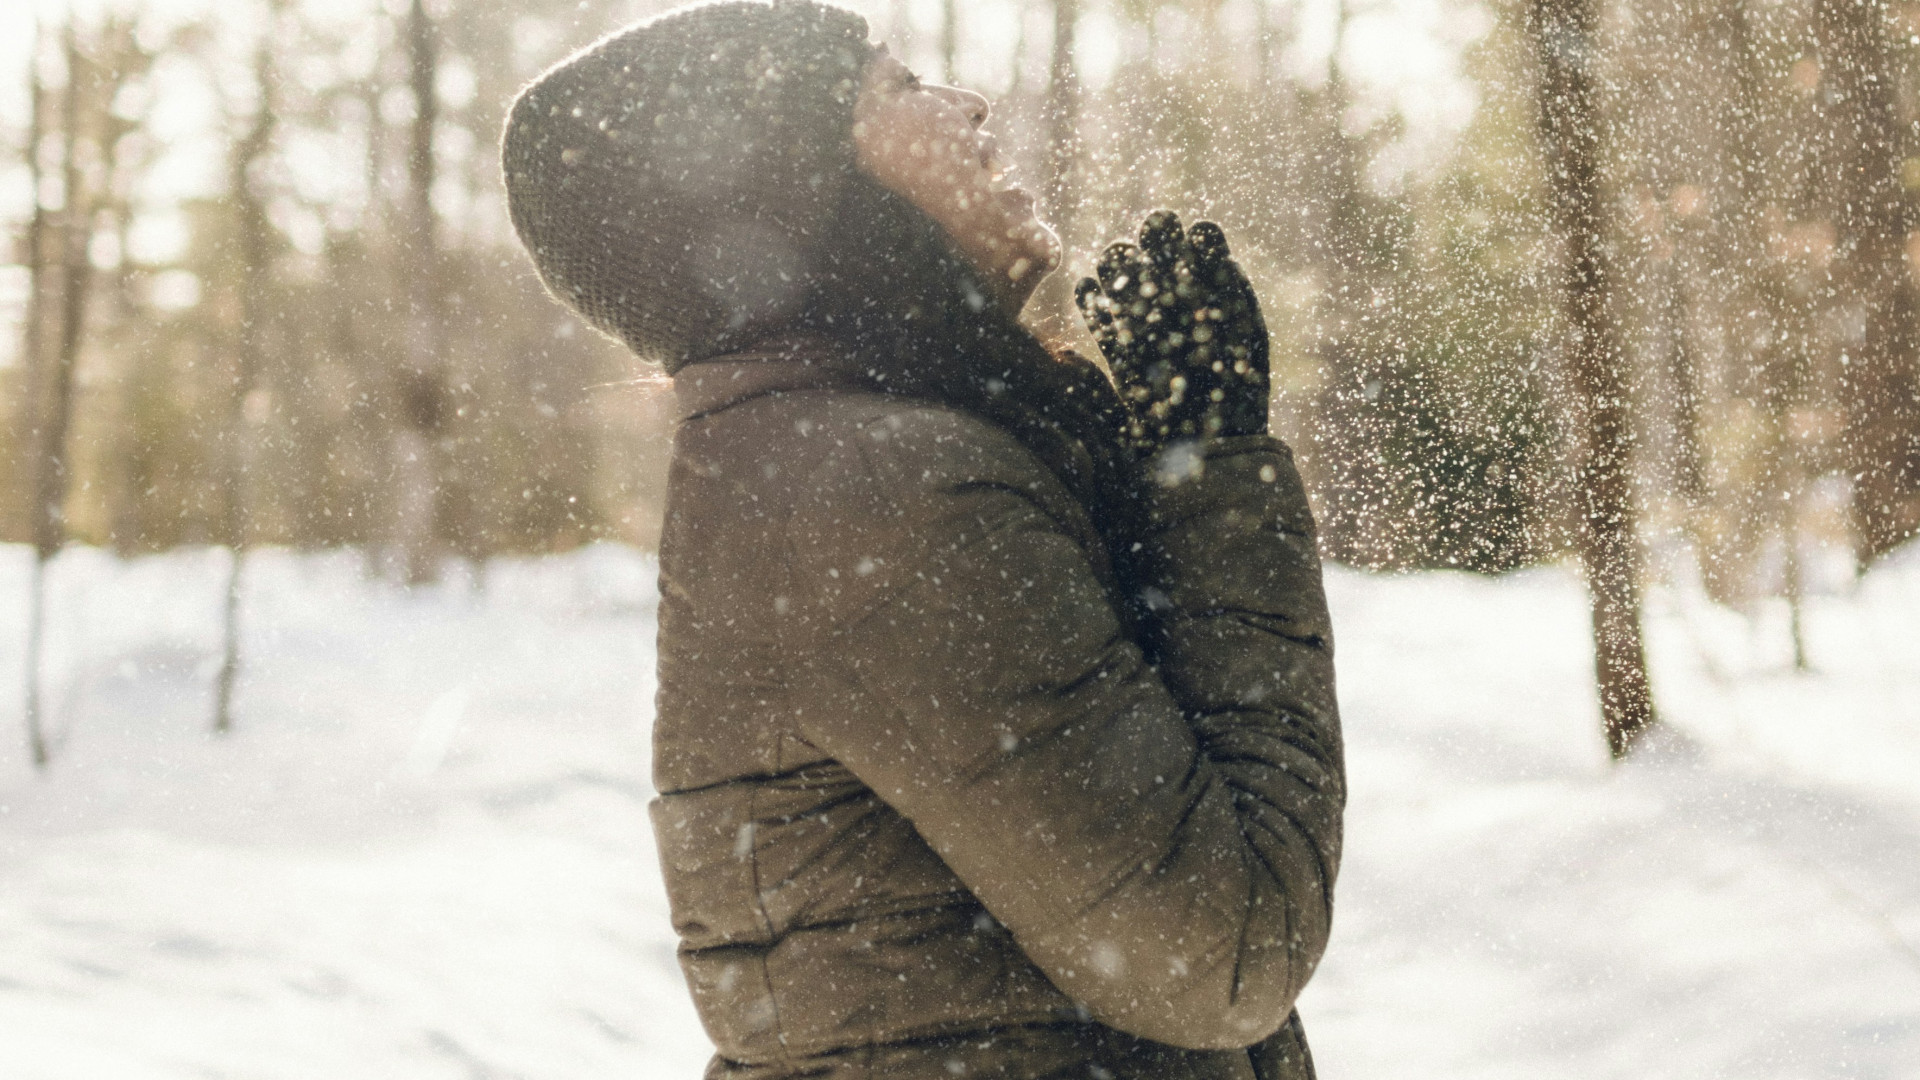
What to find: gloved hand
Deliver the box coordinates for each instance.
[1074,212,1271,455]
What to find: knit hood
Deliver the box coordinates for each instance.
[502,0,872,371]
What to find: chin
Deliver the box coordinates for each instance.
[1007,217,1061,286]
[954,204,1059,309]
[1029,222,1063,277]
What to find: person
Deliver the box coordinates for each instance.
[501,2,1344,1077]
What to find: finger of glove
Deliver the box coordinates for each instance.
[1189,220,1231,273]
[1139,210,1186,268]
[1217,307,1271,436]
[1187,273,1261,431]
[1240,288,1271,368]
[1097,242,1139,291]
[1114,247,1157,322]
[1107,261,1157,387]
[1223,278,1270,368]
[1135,247,1182,325]
[1074,276,1110,328]
[1194,247,1251,312]
[1199,253,1264,355]
[1074,277,1126,370]
[1102,251,1153,350]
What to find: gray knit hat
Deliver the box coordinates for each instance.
[502,0,872,371]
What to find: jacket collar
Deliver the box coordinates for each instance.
[672,334,871,422]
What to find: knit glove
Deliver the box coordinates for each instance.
[1074,212,1271,456]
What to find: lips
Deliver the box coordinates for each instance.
[977,136,1035,210]
[986,160,1022,195]
[977,134,1000,171]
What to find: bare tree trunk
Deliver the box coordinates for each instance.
[18,16,52,770]
[1044,0,1080,249]
[213,19,280,735]
[1005,6,1029,98]
[21,551,51,769]
[1664,270,1706,506]
[19,16,151,763]
[1527,0,1658,758]
[1308,0,1403,567]
[17,17,49,458]
[1717,0,1817,658]
[1812,0,1920,567]
[938,0,956,82]
[1728,4,1812,664]
[392,0,446,586]
[888,0,913,57]
[45,22,95,562]
[23,22,100,771]
[1254,0,1278,89]
[1784,507,1810,670]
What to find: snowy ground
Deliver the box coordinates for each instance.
[1,541,1916,1079]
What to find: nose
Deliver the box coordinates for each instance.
[931,84,989,128]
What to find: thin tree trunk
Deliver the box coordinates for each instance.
[888,0,912,57]
[1527,0,1658,758]
[939,0,956,82]
[1665,269,1706,506]
[18,16,52,770]
[1722,0,1816,654]
[392,0,445,586]
[44,22,94,560]
[214,22,279,735]
[1255,0,1276,89]
[1330,0,1350,89]
[22,554,50,769]
[18,16,48,459]
[1044,0,1080,248]
[1784,509,1810,670]
[23,22,98,771]
[1006,6,1028,97]
[1309,0,1400,566]
[1812,0,1920,567]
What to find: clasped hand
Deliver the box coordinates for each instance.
[1074,212,1271,458]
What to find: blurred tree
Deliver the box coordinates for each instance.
[1725,0,1818,666]
[6,0,1909,707]
[940,0,957,82]
[1812,0,1920,567]
[1044,0,1082,262]
[17,8,156,768]
[389,0,448,585]
[1527,0,1658,756]
[213,3,283,735]
[16,14,54,769]
[1299,0,1417,566]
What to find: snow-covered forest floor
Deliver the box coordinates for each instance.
[1,542,1916,1079]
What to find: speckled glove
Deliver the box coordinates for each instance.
[1075,212,1271,456]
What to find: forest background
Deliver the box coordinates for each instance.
[3,0,1919,746]
[5,3,1919,1070]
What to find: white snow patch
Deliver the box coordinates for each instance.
[0,542,1915,1077]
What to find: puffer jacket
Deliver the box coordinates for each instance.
[651,340,1344,1080]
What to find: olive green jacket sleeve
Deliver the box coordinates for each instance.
[784,409,1343,1052]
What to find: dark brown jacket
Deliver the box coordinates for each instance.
[651,343,1344,1080]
